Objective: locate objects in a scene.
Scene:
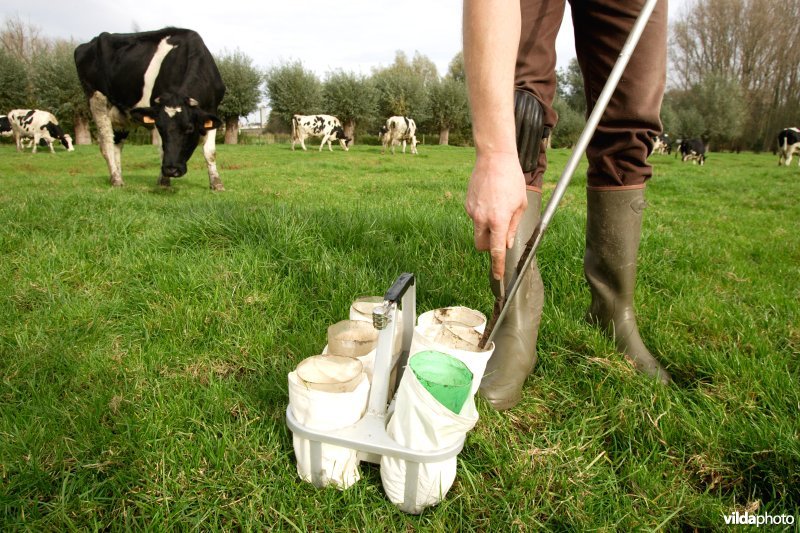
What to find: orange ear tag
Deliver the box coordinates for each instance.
[204,120,215,129]
[143,116,155,124]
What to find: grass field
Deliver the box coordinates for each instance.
[0,141,798,530]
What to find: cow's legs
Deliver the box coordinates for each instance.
[402,140,407,154]
[338,139,348,152]
[89,92,123,186]
[114,140,124,178]
[299,136,307,151]
[319,135,330,152]
[13,132,22,152]
[32,134,40,154]
[202,131,224,191]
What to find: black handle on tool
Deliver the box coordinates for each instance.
[478,0,660,349]
[383,273,415,303]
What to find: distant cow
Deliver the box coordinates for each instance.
[291,114,351,151]
[679,139,706,165]
[380,116,418,155]
[75,28,225,189]
[7,109,74,153]
[777,127,800,166]
[651,133,672,155]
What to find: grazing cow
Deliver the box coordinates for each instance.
[7,109,74,153]
[380,116,418,155]
[74,28,225,189]
[651,133,672,155]
[777,127,800,166]
[679,138,706,165]
[291,114,351,151]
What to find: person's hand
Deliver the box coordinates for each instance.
[465,151,527,281]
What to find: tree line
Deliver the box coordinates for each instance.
[3,0,799,151]
[666,0,800,152]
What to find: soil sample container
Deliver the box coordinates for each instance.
[417,306,486,334]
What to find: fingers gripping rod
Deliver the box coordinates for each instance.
[479,0,660,349]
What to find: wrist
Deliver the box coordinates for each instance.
[475,145,518,159]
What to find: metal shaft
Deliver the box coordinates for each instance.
[481,0,660,348]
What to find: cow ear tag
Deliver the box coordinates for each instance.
[204,120,214,129]
[143,116,155,124]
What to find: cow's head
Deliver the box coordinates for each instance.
[131,94,222,177]
[330,125,352,150]
[62,133,74,151]
[44,122,74,151]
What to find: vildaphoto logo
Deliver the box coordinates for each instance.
[723,511,795,527]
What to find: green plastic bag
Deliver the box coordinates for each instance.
[408,351,473,414]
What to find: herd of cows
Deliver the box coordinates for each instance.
[2,26,800,190]
[652,128,800,167]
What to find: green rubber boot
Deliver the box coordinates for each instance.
[479,190,545,410]
[584,188,672,384]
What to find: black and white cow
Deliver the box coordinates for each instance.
[651,133,672,155]
[777,127,800,166]
[74,28,225,189]
[380,116,418,155]
[291,114,351,151]
[7,109,74,153]
[679,138,706,165]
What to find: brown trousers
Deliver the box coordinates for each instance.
[516,0,668,190]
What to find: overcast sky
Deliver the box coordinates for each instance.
[5,0,690,79]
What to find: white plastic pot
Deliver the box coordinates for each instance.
[417,306,487,334]
[349,296,384,322]
[325,320,379,379]
[343,297,403,379]
[380,353,479,514]
[288,355,369,489]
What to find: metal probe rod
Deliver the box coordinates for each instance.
[480,0,660,349]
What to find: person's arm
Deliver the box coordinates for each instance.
[463,0,526,281]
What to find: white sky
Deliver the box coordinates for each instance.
[4,0,690,77]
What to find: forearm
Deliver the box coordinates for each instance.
[463,0,521,157]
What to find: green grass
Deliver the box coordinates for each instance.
[0,142,797,530]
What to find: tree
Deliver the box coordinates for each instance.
[670,0,800,150]
[427,78,469,145]
[31,40,92,144]
[0,47,28,113]
[447,52,465,83]
[371,51,429,122]
[556,58,585,115]
[216,49,262,144]
[264,61,322,126]
[410,52,439,88]
[666,75,747,149]
[550,97,584,148]
[0,15,48,65]
[323,71,377,143]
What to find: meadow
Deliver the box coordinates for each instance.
[0,141,797,530]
